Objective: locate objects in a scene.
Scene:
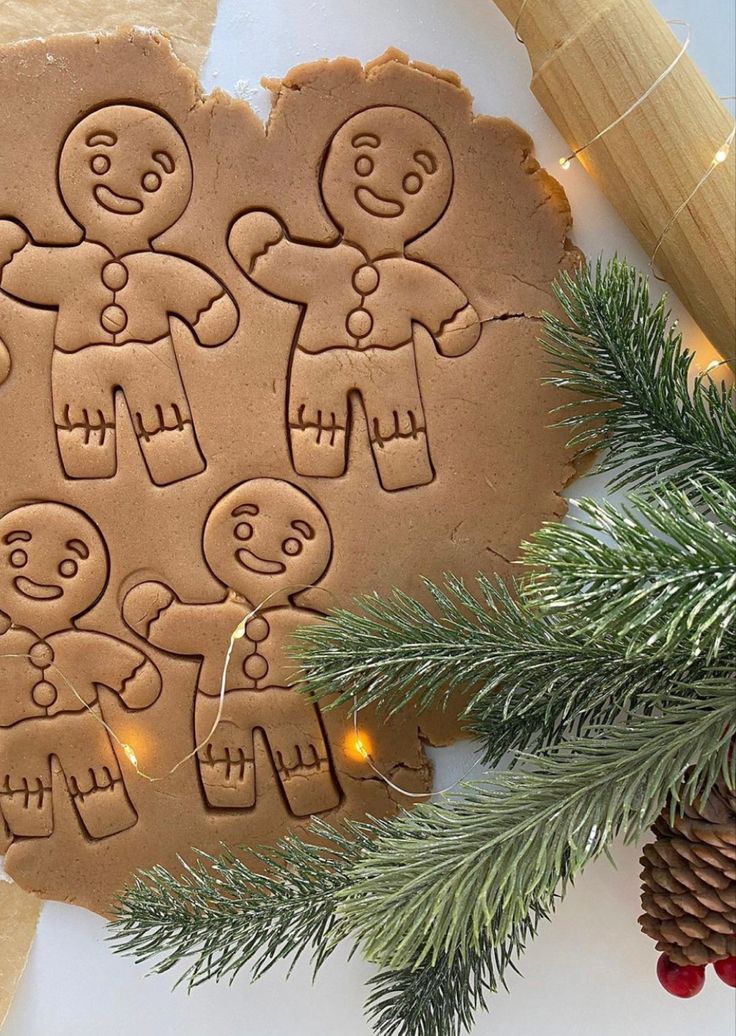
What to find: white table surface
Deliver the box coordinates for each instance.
[4,2,735,1034]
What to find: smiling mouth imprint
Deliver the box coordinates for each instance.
[355,186,404,218]
[14,576,63,601]
[94,184,144,215]
[236,549,286,576]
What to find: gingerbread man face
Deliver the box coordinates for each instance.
[58,104,193,249]
[321,106,453,253]
[203,479,332,604]
[0,503,108,631]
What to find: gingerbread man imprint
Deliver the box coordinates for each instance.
[123,478,342,818]
[228,106,481,492]
[0,104,239,486]
[0,503,161,843]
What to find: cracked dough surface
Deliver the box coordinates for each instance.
[0,30,581,915]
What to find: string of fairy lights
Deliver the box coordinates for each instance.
[650,96,736,271]
[1,10,733,810]
[1,578,481,801]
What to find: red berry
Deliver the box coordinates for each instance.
[713,956,736,988]
[657,953,705,998]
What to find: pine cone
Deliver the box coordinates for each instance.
[639,780,736,966]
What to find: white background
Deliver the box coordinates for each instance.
[4,1,735,1034]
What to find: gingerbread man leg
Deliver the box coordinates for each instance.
[195,690,256,809]
[359,344,434,491]
[256,686,341,817]
[196,688,340,817]
[52,346,117,479]
[0,721,53,838]
[119,337,205,486]
[287,348,351,479]
[59,711,137,839]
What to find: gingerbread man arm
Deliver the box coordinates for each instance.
[435,300,482,357]
[122,580,212,657]
[0,219,69,307]
[412,262,482,358]
[93,633,162,710]
[165,258,238,346]
[228,211,328,303]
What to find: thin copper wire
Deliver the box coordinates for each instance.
[558,21,691,168]
[650,100,736,276]
[351,699,482,799]
[514,0,530,43]
[0,577,484,799]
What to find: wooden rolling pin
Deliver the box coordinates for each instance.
[494,0,735,363]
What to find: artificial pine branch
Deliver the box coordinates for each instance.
[294,573,722,766]
[294,258,736,717]
[109,821,366,987]
[109,820,548,1036]
[543,258,736,491]
[340,679,735,971]
[524,478,736,661]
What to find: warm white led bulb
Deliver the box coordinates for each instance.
[559,157,572,171]
[714,147,729,163]
[123,744,138,768]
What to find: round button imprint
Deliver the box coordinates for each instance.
[352,264,379,295]
[29,641,54,669]
[245,617,270,643]
[244,653,269,681]
[101,260,128,292]
[101,304,128,334]
[347,307,373,339]
[32,680,58,708]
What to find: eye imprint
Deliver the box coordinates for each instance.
[234,522,253,541]
[59,559,78,579]
[403,172,422,194]
[9,549,27,568]
[282,538,302,557]
[355,156,373,176]
[91,154,111,175]
[142,171,161,193]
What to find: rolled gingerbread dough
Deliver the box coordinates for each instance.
[0,29,581,915]
[0,3,217,73]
